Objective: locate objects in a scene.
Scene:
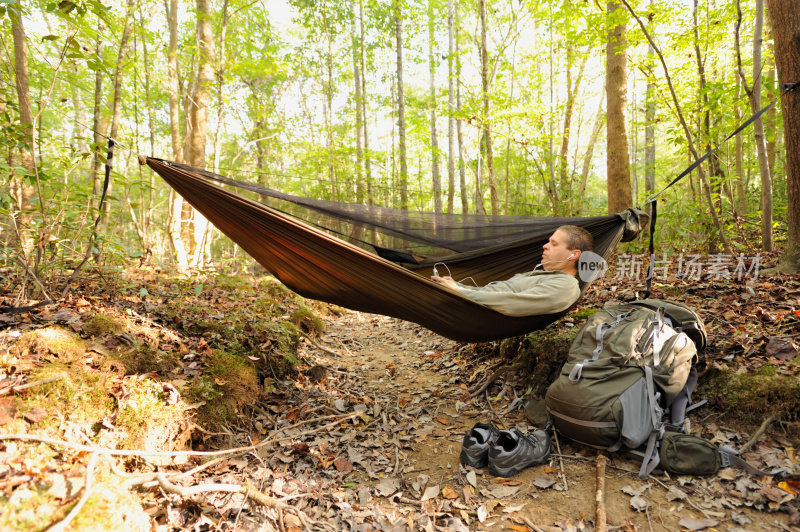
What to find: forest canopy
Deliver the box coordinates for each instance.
[0,0,793,281]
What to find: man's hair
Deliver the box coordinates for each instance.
[557,225,593,252]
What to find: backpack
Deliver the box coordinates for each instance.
[545,300,699,478]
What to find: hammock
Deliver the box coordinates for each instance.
[144,157,646,342]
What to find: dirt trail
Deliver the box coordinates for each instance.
[318,310,796,531]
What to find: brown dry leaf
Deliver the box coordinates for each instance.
[0,397,17,425]
[334,458,353,473]
[678,517,718,530]
[760,485,787,502]
[766,337,800,361]
[24,407,46,424]
[779,480,799,495]
[441,486,459,499]
[506,526,528,532]
[493,478,522,486]
[435,416,450,425]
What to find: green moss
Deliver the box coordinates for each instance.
[83,313,125,337]
[290,306,325,337]
[519,326,579,396]
[215,273,252,292]
[756,363,777,376]
[570,307,599,320]
[20,363,115,430]
[114,378,186,450]
[701,368,800,425]
[11,327,86,362]
[114,343,180,376]
[67,482,150,531]
[192,351,259,426]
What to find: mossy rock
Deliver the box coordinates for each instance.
[290,307,325,337]
[113,343,180,376]
[517,326,580,396]
[190,350,259,427]
[83,313,125,337]
[700,367,800,426]
[11,327,87,363]
[114,377,187,452]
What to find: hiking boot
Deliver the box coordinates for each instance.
[459,423,500,468]
[488,428,551,477]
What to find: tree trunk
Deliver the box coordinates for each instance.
[455,0,467,213]
[766,0,800,270]
[606,0,632,214]
[323,2,336,201]
[165,0,188,270]
[351,0,365,204]
[479,0,497,214]
[559,48,587,214]
[395,0,409,210]
[212,0,229,175]
[358,0,373,205]
[106,0,135,223]
[736,0,773,251]
[428,0,442,213]
[734,82,747,215]
[447,0,455,213]
[579,96,605,211]
[188,0,216,268]
[10,6,35,230]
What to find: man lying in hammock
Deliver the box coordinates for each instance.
[431,225,592,317]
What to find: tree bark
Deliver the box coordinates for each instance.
[455,0,467,213]
[479,0,497,214]
[351,0,365,204]
[447,0,455,213]
[394,0,409,210]
[358,0,373,205]
[212,0,230,176]
[10,6,35,227]
[766,0,800,270]
[428,0,442,213]
[188,0,216,268]
[736,0,773,251]
[606,0,633,214]
[559,47,587,214]
[165,0,188,270]
[580,97,605,212]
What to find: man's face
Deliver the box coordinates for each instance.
[541,229,576,271]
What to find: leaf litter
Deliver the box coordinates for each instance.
[0,269,799,530]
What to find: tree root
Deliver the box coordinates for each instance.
[740,415,776,454]
[469,361,526,398]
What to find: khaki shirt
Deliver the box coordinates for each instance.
[456,270,580,317]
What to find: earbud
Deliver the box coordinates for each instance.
[568,253,576,259]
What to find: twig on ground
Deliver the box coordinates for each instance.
[595,452,608,532]
[46,451,98,532]
[0,412,358,459]
[469,361,524,398]
[520,516,547,532]
[299,330,342,358]
[552,431,568,491]
[739,415,775,454]
[156,472,288,510]
[0,375,64,396]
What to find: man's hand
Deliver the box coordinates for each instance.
[431,275,459,290]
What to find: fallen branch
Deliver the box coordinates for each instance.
[0,375,64,396]
[552,430,568,491]
[156,472,286,509]
[595,452,608,532]
[0,412,358,459]
[739,415,775,455]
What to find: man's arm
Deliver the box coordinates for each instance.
[457,273,580,317]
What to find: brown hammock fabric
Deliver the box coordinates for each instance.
[145,157,646,342]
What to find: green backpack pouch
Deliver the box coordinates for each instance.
[659,432,783,477]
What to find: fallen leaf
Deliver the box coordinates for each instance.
[375,478,400,497]
[760,485,787,503]
[0,397,17,425]
[779,480,800,496]
[441,486,459,499]
[533,477,556,489]
[24,408,46,424]
[630,495,649,512]
[666,485,687,501]
[420,485,440,501]
[334,458,353,473]
[766,337,800,361]
[465,470,477,488]
[494,478,522,486]
[506,526,528,532]
[47,475,68,499]
[678,517,718,530]
[476,504,487,523]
